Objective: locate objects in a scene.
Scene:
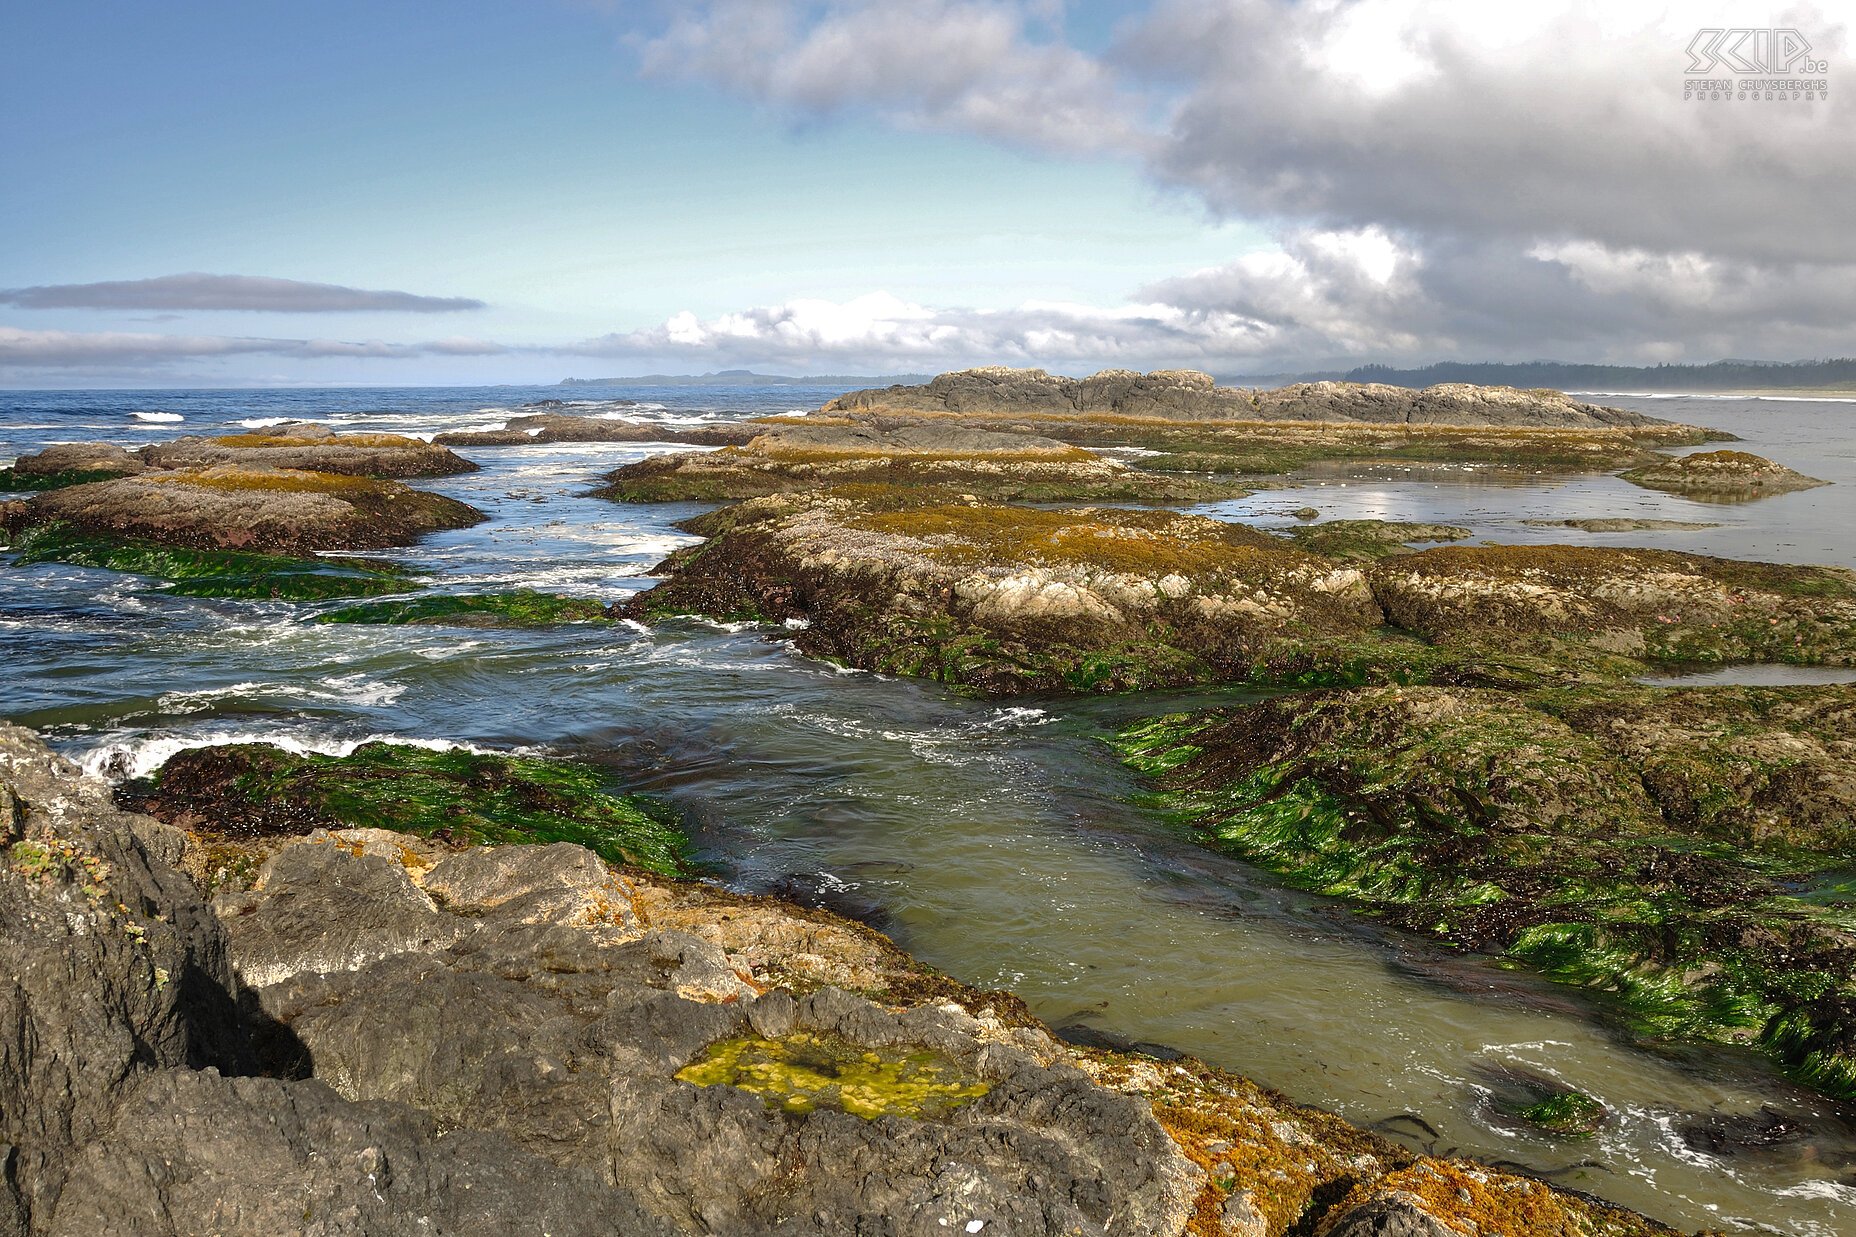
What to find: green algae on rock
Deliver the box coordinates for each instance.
[120,741,688,875]
[676,1031,991,1119]
[7,520,418,600]
[1116,683,1856,1098]
[1620,449,1829,502]
[317,590,617,627]
[0,466,141,493]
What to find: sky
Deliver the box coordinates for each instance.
[0,0,1850,387]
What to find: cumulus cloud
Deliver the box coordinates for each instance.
[0,328,506,368]
[625,0,1855,366]
[636,0,1153,154]
[0,273,486,313]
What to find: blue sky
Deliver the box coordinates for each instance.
[2,2,1850,385]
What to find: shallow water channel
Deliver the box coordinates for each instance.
[3,386,1854,1233]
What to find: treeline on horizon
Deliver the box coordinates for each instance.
[1340,358,1856,391]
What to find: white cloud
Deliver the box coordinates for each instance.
[637,0,1152,155]
[621,0,1856,366]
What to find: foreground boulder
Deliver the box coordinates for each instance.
[823,368,1683,429]
[8,466,484,555]
[1620,449,1830,502]
[1117,683,1856,1097]
[0,724,1688,1235]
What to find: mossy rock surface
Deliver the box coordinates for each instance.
[1116,682,1856,1098]
[8,521,417,600]
[120,741,688,875]
[318,590,618,627]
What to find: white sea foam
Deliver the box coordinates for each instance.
[77,728,515,782]
[238,416,294,428]
[131,411,184,423]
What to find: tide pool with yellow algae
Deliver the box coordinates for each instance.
[676,1031,990,1120]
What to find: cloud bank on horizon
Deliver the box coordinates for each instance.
[3,0,1850,380]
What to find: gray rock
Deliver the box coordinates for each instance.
[1322,1192,1460,1237]
[8,443,144,478]
[44,1070,656,1236]
[231,840,1199,1236]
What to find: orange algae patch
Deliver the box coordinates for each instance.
[147,469,378,495]
[210,432,426,449]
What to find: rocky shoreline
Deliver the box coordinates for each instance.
[4,370,1848,1231]
[2,725,1687,1236]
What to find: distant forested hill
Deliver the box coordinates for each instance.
[1342,359,1856,391]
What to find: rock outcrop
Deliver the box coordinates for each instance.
[1,441,146,487]
[627,491,1856,693]
[8,466,484,555]
[823,368,1680,429]
[599,423,1244,505]
[140,423,476,479]
[1620,449,1830,502]
[628,488,1382,694]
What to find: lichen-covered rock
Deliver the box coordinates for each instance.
[15,466,484,554]
[1620,449,1829,502]
[1118,683,1856,1097]
[627,488,1381,694]
[141,425,476,478]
